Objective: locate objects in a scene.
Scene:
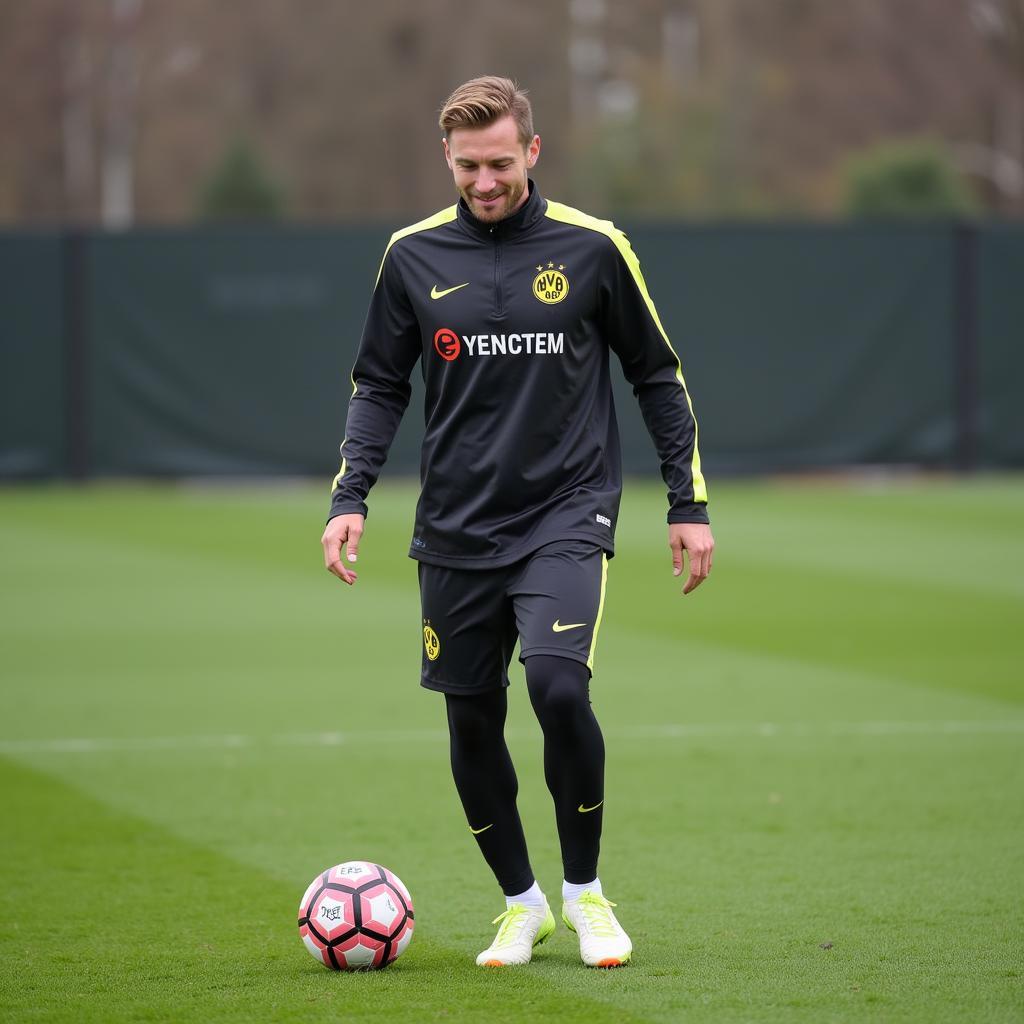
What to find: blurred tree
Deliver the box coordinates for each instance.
[968,0,1024,211]
[570,69,772,217]
[842,139,979,217]
[196,137,285,221]
[0,0,1019,223]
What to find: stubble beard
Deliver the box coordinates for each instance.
[463,176,527,223]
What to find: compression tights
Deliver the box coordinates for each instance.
[444,656,605,895]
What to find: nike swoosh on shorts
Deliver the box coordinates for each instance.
[552,620,587,632]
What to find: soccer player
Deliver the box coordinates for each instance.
[321,76,713,968]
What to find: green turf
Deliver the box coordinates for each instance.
[1,478,1022,1023]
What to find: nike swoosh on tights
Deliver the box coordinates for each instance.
[470,823,494,835]
[577,801,604,814]
[552,620,587,633]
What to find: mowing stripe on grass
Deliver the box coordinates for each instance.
[0,756,652,1024]
[2,719,1022,755]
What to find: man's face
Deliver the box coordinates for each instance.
[443,115,540,223]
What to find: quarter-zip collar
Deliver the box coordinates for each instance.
[456,179,546,242]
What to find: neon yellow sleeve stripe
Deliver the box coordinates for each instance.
[333,210,457,496]
[330,372,360,492]
[544,201,708,505]
[374,204,459,287]
[333,208,457,494]
[586,554,609,672]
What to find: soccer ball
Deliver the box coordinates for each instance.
[297,861,415,971]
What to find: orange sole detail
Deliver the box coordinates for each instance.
[595,957,627,968]
[482,959,509,967]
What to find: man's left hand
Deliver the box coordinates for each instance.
[669,522,715,595]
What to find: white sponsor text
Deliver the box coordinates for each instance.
[463,332,564,356]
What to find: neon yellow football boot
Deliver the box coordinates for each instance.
[561,890,632,967]
[475,899,556,966]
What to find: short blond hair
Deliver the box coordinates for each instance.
[439,76,534,147]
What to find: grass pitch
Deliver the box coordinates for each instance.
[1,477,1021,1023]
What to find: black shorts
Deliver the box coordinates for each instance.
[419,540,610,695]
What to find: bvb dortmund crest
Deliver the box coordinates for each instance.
[532,262,569,305]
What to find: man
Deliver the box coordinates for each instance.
[321,76,713,968]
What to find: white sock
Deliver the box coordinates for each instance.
[562,877,602,902]
[506,881,545,910]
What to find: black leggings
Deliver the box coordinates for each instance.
[444,655,605,895]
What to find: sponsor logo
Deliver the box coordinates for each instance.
[552,620,587,633]
[423,622,441,661]
[431,282,469,300]
[433,327,564,361]
[320,904,344,921]
[577,800,604,814]
[466,333,564,356]
[433,328,461,362]
[533,262,569,305]
[596,514,612,527]
[469,823,494,835]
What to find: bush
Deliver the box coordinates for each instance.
[196,137,285,221]
[842,139,978,218]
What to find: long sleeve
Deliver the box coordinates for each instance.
[601,231,709,523]
[328,247,421,520]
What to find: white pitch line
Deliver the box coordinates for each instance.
[0,720,1022,755]
[616,720,1024,739]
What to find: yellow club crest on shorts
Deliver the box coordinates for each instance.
[533,262,569,305]
[423,622,441,661]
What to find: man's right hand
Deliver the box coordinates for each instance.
[321,513,365,585]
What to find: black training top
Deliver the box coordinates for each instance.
[328,181,708,569]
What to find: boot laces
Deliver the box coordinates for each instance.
[491,903,530,945]
[577,892,619,938]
